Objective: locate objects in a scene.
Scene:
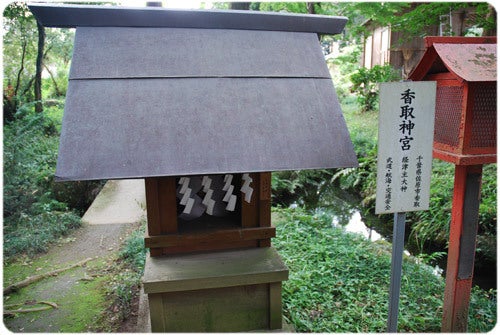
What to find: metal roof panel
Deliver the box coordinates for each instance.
[56,77,357,181]
[28,3,347,34]
[70,27,330,79]
[29,4,357,180]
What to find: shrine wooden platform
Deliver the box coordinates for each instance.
[142,247,288,332]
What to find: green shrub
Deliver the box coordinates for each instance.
[272,170,335,208]
[118,221,147,273]
[328,44,362,104]
[468,287,497,332]
[350,65,401,112]
[3,211,81,258]
[3,108,60,218]
[3,104,100,260]
[108,270,141,319]
[108,220,147,322]
[408,162,497,259]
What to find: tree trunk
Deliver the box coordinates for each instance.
[307,3,321,40]
[307,3,316,14]
[229,2,250,10]
[43,64,62,97]
[34,20,45,113]
[14,40,27,98]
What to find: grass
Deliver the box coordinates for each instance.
[112,208,496,332]
[272,207,497,332]
[58,275,109,332]
[342,99,378,148]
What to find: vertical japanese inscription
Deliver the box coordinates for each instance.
[399,89,416,151]
[414,155,423,208]
[384,157,394,211]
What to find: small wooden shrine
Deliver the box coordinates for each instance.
[30,3,357,332]
[409,36,496,165]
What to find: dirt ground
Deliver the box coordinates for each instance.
[3,180,146,333]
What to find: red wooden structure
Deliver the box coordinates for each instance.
[409,36,496,165]
[409,36,496,332]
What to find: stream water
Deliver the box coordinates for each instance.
[287,184,496,290]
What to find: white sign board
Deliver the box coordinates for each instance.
[375,82,436,214]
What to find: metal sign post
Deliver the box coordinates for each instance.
[387,212,406,332]
[375,82,436,332]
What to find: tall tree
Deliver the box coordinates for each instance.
[306,2,316,15]
[229,2,250,10]
[332,2,497,42]
[34,20,45,113]
[3,2,75,121]
[251,2,496,41]
[3,2,37,121]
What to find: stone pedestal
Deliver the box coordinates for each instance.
[142,247,288,332]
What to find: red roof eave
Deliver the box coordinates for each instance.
[409,36,497,82]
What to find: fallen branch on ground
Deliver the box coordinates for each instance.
[3,257,94,295]
[4,301,58,316]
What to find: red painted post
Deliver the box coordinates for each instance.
[441,164,483,332]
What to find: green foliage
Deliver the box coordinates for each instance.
[328,44,362,102]
[3,2,38,108]
[332,146,378,208]
[3,211,81,258]
[3,105,64,219]
[3,102,102,216]
[3,99,108,260]
[258,2,309,13]
[472,3,497,35]
[468,287,498,332]
[240,3,496,44]
[330,103,379,207]
[107,269,141,320]
[108,206,497,332]
[106,220,148,322]
[390,3,490,41]
[329,2,494,42]
[408,161,455,251]
[3,106,81,259]
[3,2,74,121]
[2,103,105,260]
[350,65,401,112]
[273,207,496,332]
[409,163,497,259]
[272,169,335,208]
[334,103,497,265]
[118,220,147,273]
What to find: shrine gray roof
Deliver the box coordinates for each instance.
[28,3,347,34]
[29,4,357,181]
